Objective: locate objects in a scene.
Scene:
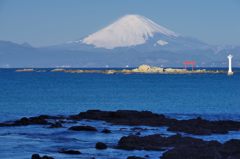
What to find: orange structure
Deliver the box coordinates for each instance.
[183,61,196,70]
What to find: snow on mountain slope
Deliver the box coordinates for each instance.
[156,40,169,46]
[82,14,178,49]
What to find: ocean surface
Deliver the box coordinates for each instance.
[1,68,240,120]
[0,68,240,159]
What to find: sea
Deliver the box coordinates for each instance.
[0,68,240,159]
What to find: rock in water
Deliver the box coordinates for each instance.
[161,146,222,159]
[68,125,97,131]
[101,128,111,133]
[117,134,218,151]
[95,142,107,150]
[221,139,240,158]
[41,156,54,159]
[31,154,54,159]
[31,154,41,159]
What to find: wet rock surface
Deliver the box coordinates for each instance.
[161,145,222,159]
[71,110,240,135]
[0,115,64,127]
[101,128,111,133]
[1,110,240,135]
[1,110,240,158]
[95,142,107,150]
[167,117,240,135]
[117,134,212,150]
[70,110,169,127]
[118,134,240,159]
[68,125,97,131]
[31,154,54,159]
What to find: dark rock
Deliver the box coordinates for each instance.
[95,142,107,150]
[167,118,240,135]
[0,116,49,127]
[101,128,111,133]
[0,115,65,127]
[118,134,240,159]
[31,154,54,159]
[2,110,240,135]
[32,154,41,159]
[227,154,240,159]
[221,139,240,158]
[68,125,97,131]
[117,134,165,150]
[70,110,240,135]
[117,134,220,151]
[127,156,145,159]
[161,146,222,159]
[19,117,30,125]
[59,148,81,154]
[19,116,49,125]
[41,155,54,159]
[72,110,168,127]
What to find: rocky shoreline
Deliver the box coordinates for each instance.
[15,64,225,74]
[1,110,240,159]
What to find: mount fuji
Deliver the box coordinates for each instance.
[61,14,210,52]
[0,14,239,67]
[82,14,178,49]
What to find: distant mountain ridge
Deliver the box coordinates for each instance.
[0,14,239,68]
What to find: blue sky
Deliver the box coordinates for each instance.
[0,0,240,46]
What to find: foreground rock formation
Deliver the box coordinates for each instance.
[31,154,54,159]
[117,134,219,150]
[70,110,240,135]
[68,125,97,131]
[1,110,240,135]
[1,110,240,159]
[117,134,240,159]
[95,142,108,150]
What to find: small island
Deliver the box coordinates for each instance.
[50,64,224,74]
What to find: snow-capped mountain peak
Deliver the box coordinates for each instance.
[82,14,178,49]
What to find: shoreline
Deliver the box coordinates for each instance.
[1,110,240,159]
[2,109,240,135]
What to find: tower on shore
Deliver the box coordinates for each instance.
[227,54,233,75]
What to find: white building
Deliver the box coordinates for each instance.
[227,54,233,75]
